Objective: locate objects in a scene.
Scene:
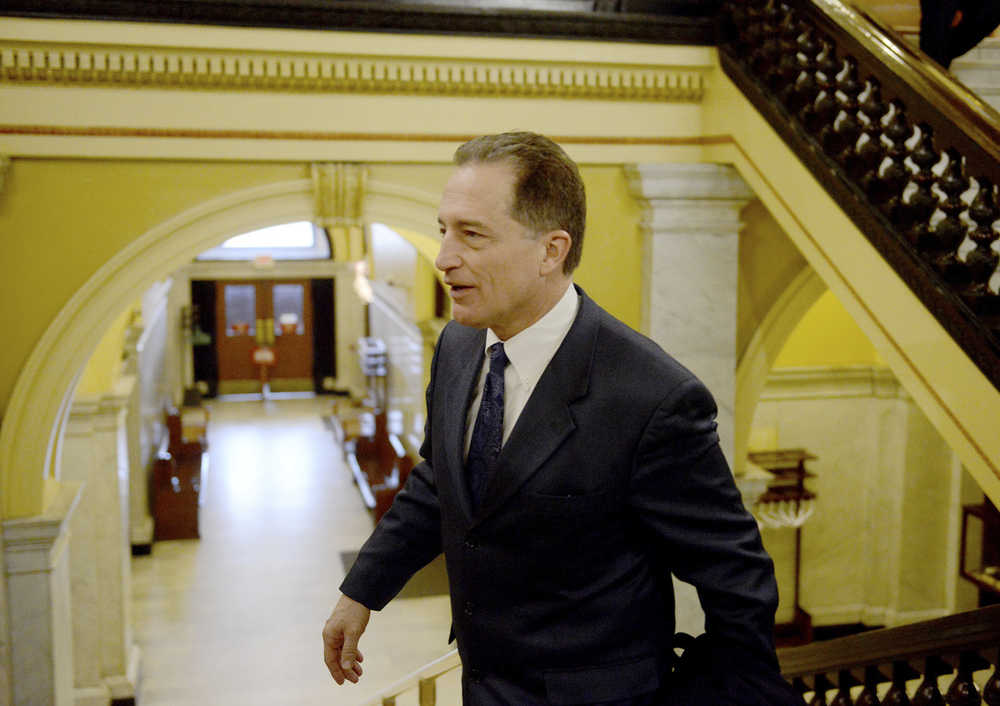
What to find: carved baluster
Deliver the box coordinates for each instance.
[899,124,941,245]
[788,26,821,117]
[740,0,768,54]
[720,1,745,47]
[959,178,1000,326]
[805,41,840,137]
[794,677,812,705]
[912,656,951,706]
[876,102,914,217]
[885,661,919,705]
[984,661,1000,706]
[820,57,863,164]
[857,666,888,706]
[831,669,860,705]
[811,674,836,706]
[928,149,972,284]
[750,0,784,77]
[770,8,804,95]
[856,78,890,187]
[945,652,988,705]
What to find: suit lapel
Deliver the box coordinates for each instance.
[474,288,601,525]
[442,327,486,523]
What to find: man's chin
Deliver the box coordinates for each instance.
[450,308,484,330]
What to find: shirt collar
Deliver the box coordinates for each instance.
[485,283,579,387]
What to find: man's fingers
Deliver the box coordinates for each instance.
[340,628,361,671]
[323,594,371,686]
[323,639,346,685]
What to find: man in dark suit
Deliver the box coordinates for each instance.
[920,0,1000,68]
[323,132,790,705]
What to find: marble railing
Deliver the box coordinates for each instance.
[778,604,1000,704]
[719,0,1000,393]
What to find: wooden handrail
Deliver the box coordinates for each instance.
[365,648,461,706]
[778,604,1000,680]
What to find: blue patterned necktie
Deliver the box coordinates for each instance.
[467,342,508,509]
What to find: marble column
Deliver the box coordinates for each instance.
[626,163,752,468]
[3,482,82,706]
[62,382,139,706]
[626,163,754,637]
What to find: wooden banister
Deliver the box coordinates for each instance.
[366,649,461,706]
[720,0,1000,393]
[778,605,1000,701]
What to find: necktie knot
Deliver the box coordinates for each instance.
[488,342,508,372]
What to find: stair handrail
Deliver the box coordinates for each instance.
[364,647,461,706]
[797,0,1000,170]
[719,0,1000,393]
[777,604,1000,699]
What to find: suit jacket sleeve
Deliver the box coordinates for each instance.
[339,333,446,611]
[629,376,779,664]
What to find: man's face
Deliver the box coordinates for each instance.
[436,161,550,340]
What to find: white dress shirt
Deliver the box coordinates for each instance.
[463,283,580,458]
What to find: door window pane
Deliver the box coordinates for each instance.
[274,284,305,336]
[224,285,256,337]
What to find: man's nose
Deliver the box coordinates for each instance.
[435,234,459,272]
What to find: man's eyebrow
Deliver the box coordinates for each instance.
[438,217,489,230]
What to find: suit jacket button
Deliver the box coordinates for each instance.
[464,602,474,616]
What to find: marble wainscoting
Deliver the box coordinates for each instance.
[3,483,82,706]
[61,384,140,706]
[753,366,974,628]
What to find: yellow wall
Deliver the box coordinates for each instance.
[574,166,644,330]
[774,291,883,368]
[0,159,306,418]
[737,199,810,362]
[74,305,133,398]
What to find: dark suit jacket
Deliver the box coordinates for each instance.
[342,288,781,704]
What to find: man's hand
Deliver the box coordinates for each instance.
[323,594,371,685]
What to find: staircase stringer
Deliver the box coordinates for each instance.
[704,62,1000,505]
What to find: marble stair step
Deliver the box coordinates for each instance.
[950,61,1000,88]
[955,38,1000,64]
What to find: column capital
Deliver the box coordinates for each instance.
[626,163,753,201]
[626,163,754,236]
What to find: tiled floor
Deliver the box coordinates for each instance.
[132,396,454,706]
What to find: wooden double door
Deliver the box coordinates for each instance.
[216,279,314,393]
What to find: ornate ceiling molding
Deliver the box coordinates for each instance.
[0,41,706,102]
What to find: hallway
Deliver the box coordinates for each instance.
[131,396,453,706]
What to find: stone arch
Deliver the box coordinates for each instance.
[734,267,826,468]
[1,173,442,517]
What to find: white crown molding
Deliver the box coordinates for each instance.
[0,40,706,103]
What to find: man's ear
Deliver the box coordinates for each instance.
[539,229,572,275]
